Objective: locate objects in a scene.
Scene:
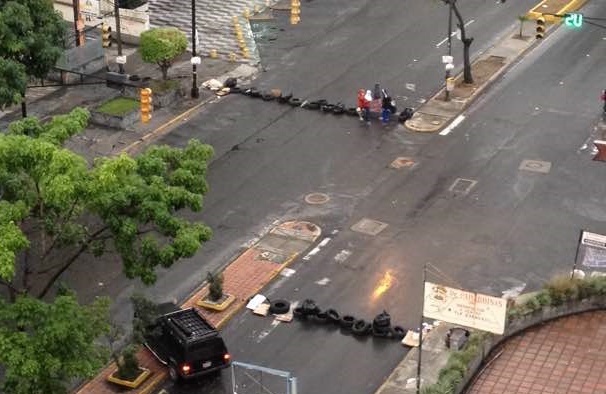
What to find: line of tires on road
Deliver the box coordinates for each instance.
[233,86,361,117]
[270,299,407,341]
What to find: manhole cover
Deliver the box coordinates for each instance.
[351,218,388,236]
[519,159,551,174]
[305,193,330,205]
[449,178,477,194]
[390,157,415,169]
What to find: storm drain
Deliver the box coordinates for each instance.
[448,178,477,195]
[519,159,551,174]
[351,218,388,236]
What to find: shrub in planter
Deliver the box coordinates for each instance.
[207,271,224,302]
[115,345,140,380]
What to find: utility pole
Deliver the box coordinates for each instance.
[113,0,125,73]
[191,0,200,98]
[72,0,82,47]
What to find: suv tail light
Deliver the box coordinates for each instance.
[224,353,231,362]
[181,363,191,375]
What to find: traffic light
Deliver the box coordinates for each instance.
[290,0,300,25]
[102,23,112,48]
[140,88,152,123]
[535,16,546,39]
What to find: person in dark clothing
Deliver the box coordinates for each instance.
[381,89,396,125]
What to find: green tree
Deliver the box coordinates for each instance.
[442,0,474,84]
[0,108,214,392]
[0,294,110,394]
[0,108,214,300]
[139,27,188,80]
[0,0,66,109]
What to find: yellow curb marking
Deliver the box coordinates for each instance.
[120,97,216,155]
[138,371,167,394]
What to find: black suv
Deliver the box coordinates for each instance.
[143,304,231,382]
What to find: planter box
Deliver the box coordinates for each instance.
[90,107,141,129]
[197,294,236,312]
[123,80,184,109]
[107,367,151,389]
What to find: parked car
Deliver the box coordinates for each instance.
[143,303,231,382]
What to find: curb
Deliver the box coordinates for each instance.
[405,22,545,133]
[119,95,218,156]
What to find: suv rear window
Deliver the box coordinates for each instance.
[187,337,227,359]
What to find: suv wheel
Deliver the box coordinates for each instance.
[168,364,180,382]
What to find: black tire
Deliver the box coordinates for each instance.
[332,104,345,115]
[269,299,290,315]
[301,299,319,316]
[326,308,340,324]
[306,101,320,110]
[261,93,275,101]
[346,107,358,117]
[168,363,180,382]
[313,310,329,324]
[279,93,293,103]
[320,104,335,113]
[372,326,392,338]
[352,319,371,336]
[230,87,242,94]
[317,99,328,106]
[373,311,391,328]
[289,97,302,107]
[340,315,356,330]
[293,306,305,319]
[391,326,406,340]
[250,88,262,98]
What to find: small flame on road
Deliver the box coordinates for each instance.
[372,270,394,300]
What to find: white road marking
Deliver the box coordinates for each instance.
[439,114,466,135]
[435,20,475,48]
[334,249,352,263]
[280,268,296,277]
[302,237,331,260]
[315,277,331,286]
[256,320,281,343]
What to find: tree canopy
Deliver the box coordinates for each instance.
[0,108,214,392]
[0,0,66,108]
[139,27,188,80]
[0,294,110,394]
[0,107,214,299]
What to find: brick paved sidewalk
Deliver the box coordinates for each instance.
[74,220,321,394]
[468,310,606,394]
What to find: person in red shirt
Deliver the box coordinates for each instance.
[356,89,366,121]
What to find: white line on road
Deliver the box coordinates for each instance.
[439,114,466,136]
[435,20,475,48]
[302,237,331,260]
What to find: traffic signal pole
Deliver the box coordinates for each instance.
[113,0,124,74]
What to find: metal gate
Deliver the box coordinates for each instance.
[230,361,297,394]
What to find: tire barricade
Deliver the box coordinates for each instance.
[237,88,413,123]
[290,299,407,342]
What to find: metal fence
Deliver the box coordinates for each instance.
[230,361,298,394]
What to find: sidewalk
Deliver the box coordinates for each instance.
[74,220,321,394]
[0,44,259,161]
[405,19,541,133]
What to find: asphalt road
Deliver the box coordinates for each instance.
[142,0,570,393]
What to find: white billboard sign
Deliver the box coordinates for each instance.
[423,282,507,335]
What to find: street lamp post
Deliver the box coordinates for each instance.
[191,0,200,98]
[445,0,453,101]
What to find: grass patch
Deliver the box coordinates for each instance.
[149,79,179,94]
[96,97,140,116]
